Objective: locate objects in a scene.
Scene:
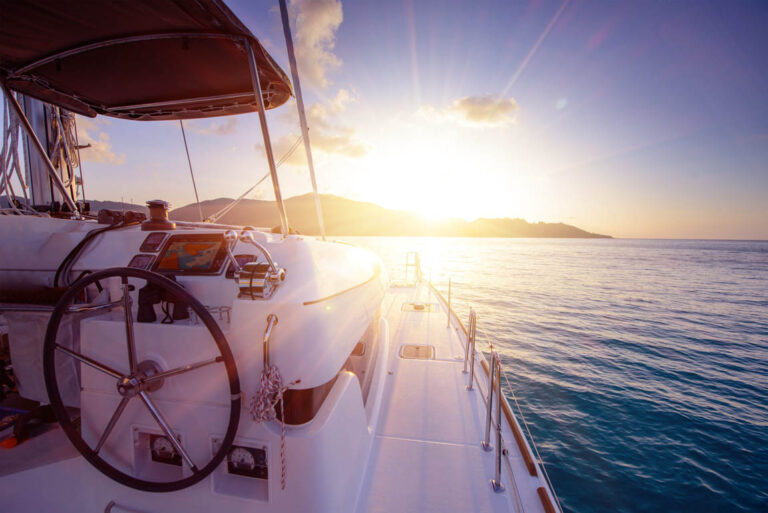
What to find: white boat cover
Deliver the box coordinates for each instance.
[0,0,293,120]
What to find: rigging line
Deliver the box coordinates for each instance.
[179,120,203,222]
[205,135,303,224]
[206,172,270,224]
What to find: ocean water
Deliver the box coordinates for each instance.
[347,237,768,513]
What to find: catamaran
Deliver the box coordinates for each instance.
[0,1,561,512]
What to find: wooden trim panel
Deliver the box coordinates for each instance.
[537,486,557,513]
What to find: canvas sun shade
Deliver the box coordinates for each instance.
[0,0,293,120]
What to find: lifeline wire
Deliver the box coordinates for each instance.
[205,135,303,224]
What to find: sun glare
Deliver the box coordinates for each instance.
[352,123,538,223]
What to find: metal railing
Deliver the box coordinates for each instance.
[488,351,505,492]
[463,308,477,391]
[404,252,423,283]
[425,269,563,512]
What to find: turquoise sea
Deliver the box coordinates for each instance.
[348,237,768,513]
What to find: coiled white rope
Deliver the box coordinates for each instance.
[248,365,299,490]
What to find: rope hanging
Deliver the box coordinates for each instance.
[248,365,299,490]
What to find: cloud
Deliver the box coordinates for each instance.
[418,94,520,127]
[75,116,125,164]
[311,131,369,157]
[290,0,343,88]
[187,118,238,135]
[256,88,369,163]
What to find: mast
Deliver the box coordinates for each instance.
[278,0,327,240]
[1,84,78,213]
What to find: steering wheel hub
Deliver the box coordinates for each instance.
[116,360,164,397]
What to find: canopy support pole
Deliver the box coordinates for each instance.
[179,120,204,222]
[0,82,79,215]
[279,0,326,241]
[245,41,289,237]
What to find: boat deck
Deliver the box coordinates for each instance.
[0,280,558,513]
[355,282,552,513]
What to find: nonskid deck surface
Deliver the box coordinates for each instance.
[355,283,546,513]
[0,282,552,513]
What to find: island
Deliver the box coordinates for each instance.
[88,194,611,238]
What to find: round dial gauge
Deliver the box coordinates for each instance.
[151,436,176,457]
[228,447,255,470]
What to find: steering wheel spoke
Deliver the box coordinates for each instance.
[54,344,123,379]
[121,276,138,373]
[139,391,199,473]
[142,356,224,384]
[95,396,131,454]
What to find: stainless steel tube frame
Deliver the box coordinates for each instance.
[0,82,79,214]
[481,351,496,451]
[446,278,452,328]
[223,230,241,272]
[490,353,505,492]
[263,314,278,368]
[245,41,289,237]
[465,308,477,390]
[240,231,285,282]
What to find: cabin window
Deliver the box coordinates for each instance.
[279,312,380,425]
[344,312,380,404]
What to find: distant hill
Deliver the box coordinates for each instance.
[88,200,149,216]
[165,194,610,238]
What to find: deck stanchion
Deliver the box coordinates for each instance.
[446,278,452,328]
[463,308,475,374]
[490,355,506,492]
[481,352,496,451]
[465,309,477,390]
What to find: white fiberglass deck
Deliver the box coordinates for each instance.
[355,282,552,513]
[0,281,557,513]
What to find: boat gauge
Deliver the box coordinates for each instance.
[227,445,268,479]
[150,434,181,466]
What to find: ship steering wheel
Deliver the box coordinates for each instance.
[43,267,241,492]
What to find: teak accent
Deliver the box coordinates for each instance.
[537,486,557,513]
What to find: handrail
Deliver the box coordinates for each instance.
[481,358,537,477]
[446,278,452,328]
[464,308,477,391]
[0,299,122,314]
[263,314,278,368]
[489,351,505,492]
[481,351,496,451]
[429,278,563,512]
[404,252,423,283]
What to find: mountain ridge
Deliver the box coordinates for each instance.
[161,193,611,238]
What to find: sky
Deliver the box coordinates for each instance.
[12,0,768,239]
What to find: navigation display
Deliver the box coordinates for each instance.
[154,235,226,274]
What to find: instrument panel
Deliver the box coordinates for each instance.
[151,234,228,275]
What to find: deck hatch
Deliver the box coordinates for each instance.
[401,302,437,312]
[399,345,435,360]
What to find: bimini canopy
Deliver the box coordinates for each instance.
[0,0,293,120]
